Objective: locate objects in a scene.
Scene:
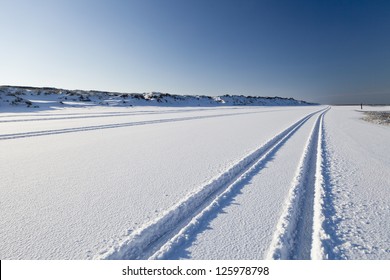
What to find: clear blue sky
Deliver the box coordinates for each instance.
[1,0,389,104]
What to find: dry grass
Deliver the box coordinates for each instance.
[362,111,390,126]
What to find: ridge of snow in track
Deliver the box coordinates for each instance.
[266,107,330,260]
[97,108,326,260]
[311,109,341,259]
[0,111,262,140]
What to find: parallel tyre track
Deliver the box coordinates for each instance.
[0,107,249,123]
[0,111,262,141]
[96,107,327,260]
[266,107,330,260]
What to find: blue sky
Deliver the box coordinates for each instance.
[1,0,389,104]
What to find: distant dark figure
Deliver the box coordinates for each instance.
[361,103,363,110]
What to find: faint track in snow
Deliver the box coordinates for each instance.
[266,107,330,260]
[0,111,194,123]
[0,111,266,140]
[0,108,295,124]
[0,106,249,119]
[0,107,254,123]
[96,107,328,260]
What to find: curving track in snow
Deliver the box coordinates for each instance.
[98,107,330,260]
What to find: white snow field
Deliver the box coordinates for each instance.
[1,104,389,260]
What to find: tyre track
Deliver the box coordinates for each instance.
[312,108,346,260]
[96,107,327,260]
[0,106,244,119]
[0,108,293,124]
[0,111,263,141]
[266,107,330,260]
[0,107,251,123]
[0,111,185,123]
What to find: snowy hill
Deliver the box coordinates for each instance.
[0,86,314,109]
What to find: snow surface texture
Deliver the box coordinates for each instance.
[320,107,390,259]
[0,99,389,259]
[0,86,313,111]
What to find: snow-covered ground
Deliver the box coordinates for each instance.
[0,103,389,260]
[320,106,390,259]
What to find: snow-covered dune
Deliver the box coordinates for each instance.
[0,86,314,111]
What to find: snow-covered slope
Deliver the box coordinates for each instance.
[0,86,314,110]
